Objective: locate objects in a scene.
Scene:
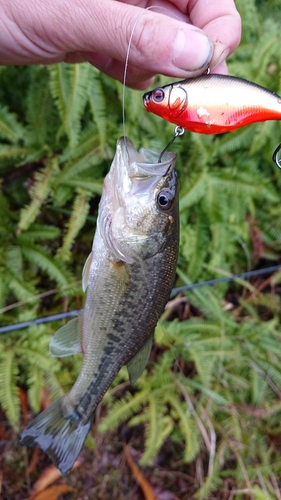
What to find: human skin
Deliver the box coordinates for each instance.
[0,0,241,89]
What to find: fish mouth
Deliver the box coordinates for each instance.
[117,137,176,179]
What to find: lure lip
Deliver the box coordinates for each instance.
[143,91,150,108]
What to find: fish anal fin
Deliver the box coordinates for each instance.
[18,397,92,475]
[127,334,154,385]
[82,251,93,292]
[49,316,83,357]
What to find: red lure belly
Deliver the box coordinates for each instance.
[143,74,281,134]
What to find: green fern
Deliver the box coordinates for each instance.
[0,350,20,430]
[57,189,91,262]
[48,63,90,146]
[17,159,58,232]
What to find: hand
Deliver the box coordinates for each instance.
[0,0,241,89]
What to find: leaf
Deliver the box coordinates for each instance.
[0,104,24,141]
[29,485,73,500]
[179,170,206,211]
[20,243,71,287]
[17,160,57,232]
[0,351,20,430]
[88,65,107,145]
[48,63,90,146]
[56,189,90,262]
[124,445,158,500]
[29,462,79,499]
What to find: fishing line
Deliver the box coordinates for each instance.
[1,265,280,335]
[122,5,160,139]
[122,5,183,141]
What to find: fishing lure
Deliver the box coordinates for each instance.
[143,74,281,167]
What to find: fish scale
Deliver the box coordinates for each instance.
[19,137,179,475]
[71,243,178,421]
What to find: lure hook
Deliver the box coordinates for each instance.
[158,126,185,163]
[273,143,281,169]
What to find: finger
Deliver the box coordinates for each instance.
[188,0,241,70]
[2,0,213,76]
[84,52,156,90]
[210,60,228,76]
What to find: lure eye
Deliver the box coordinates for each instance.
[157,190,174,211]
[152,88,165,103]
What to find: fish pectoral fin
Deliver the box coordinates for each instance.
[82,251,93,292]
[49,316,83,357]
[127,334,154,385]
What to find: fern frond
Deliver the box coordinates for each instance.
[88,65,107,145]
[0,351,20,430]
[25,66,58,148]
[141,411,173,465]
[0,104,24,142]
[98,389,150,432]
[57,130,107,183]
[20,243,71,287]
[17,159,57,232]
[251,488,275,500]
[166,393,200,463]
[194,441,226,500]
[57,189,90,262]
[179,169,207,211]
[6,269,36,301]
[20,224,60,241]
[27,366,43,413]
[62,178,103,194]
[48,63,90,146]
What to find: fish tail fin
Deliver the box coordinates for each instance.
[18,397,92,475]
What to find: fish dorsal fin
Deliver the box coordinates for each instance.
[127,334,154,385]
[82,251,93,292]
[49,316,83,357]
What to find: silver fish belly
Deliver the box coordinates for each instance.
[19,137,179,475]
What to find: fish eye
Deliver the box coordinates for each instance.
[152,88,165,103]
[157,190,174,211]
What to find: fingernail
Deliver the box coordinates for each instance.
[209,42,229,69]
[173,29,213,72]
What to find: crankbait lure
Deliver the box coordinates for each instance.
[143,74,281,168]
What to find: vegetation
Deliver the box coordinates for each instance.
[1,0,281,498]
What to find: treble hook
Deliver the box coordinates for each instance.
[273,143,281,169]
[158,126,185,163]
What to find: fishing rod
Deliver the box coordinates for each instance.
[1,264,280,335]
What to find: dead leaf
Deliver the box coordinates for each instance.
[40,386,53,411]
[124,444,158,500]
[231,403,276,418]
[0,423,10,440]
[19,387,29,423]
[29,484,72,500]
[29,461,80,499]
[27,448,40,474]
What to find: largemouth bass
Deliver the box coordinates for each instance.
[19,137,179,475]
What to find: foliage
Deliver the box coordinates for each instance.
[1,0,281,497]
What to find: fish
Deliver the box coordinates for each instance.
[143,74,281,134]
[19,137,179,475]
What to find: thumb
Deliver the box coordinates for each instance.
[1,0,213,78]
[78,2,214,78]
